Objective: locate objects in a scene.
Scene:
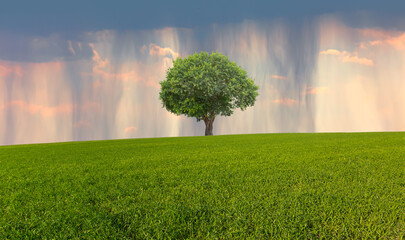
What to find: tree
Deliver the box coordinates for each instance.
[159,51,259,136]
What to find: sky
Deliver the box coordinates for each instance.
[1,1,405,145]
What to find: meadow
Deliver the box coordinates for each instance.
[0,132,404,239]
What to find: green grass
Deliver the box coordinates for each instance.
[0,132,404,239]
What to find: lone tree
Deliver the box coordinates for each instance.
[159,51,259,136]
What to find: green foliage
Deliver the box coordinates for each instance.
[0,132,404,239]
[159,52,259,121]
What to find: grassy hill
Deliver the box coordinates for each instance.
[0,132,404,239]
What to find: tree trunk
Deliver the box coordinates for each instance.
[204,117,215,136]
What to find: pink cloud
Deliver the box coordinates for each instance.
[0,61,23,78]
[356,29,405,51]
[87,44,130,81]
[89,43,109,71]
[385,33,405,50]
[86,43,161,88]
[154,27,176,35]
[302,87,329,95]
[31,61,64,71]
[365,34,405,50]
[1,100,73,117]
[0,65,11,78]
[149,43,179,58]
[271,75,288,80]
[319,49,341,55]
[342,55,374,66]
[320,49,374,66]
[140,45,147,54]
[68,40,76,56]
[357,28,395,39]
[125,126,137,133]
[272,98,298,106]
[369,40,383,46]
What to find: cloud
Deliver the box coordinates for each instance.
[85,43,164,88]
[357,29,405,51]
[369,40,383,46]
[319,49,341,55]
[0,62,23,78]
[125,126,137,133]
[87,43,136,81]
[68,40,76,55]
[272,98,298,106]
[302,86,329,95]
[320,49,374,66]
[89,43,109,71]
[385,33,405,50]
[357,28,394,39]
[1,100,73,117]
[149,43,179,58]
[341,55,374,66]
[270,75,288,80]
[140,45,147,54]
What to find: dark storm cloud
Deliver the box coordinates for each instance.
[0,32,94,62]
[1,0,404,63]
[1,0,405,35]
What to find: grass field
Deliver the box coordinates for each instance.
[0,132,404,239]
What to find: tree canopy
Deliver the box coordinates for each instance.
[159,51,259,135]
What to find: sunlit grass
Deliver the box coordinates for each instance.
[0,132,404,239]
